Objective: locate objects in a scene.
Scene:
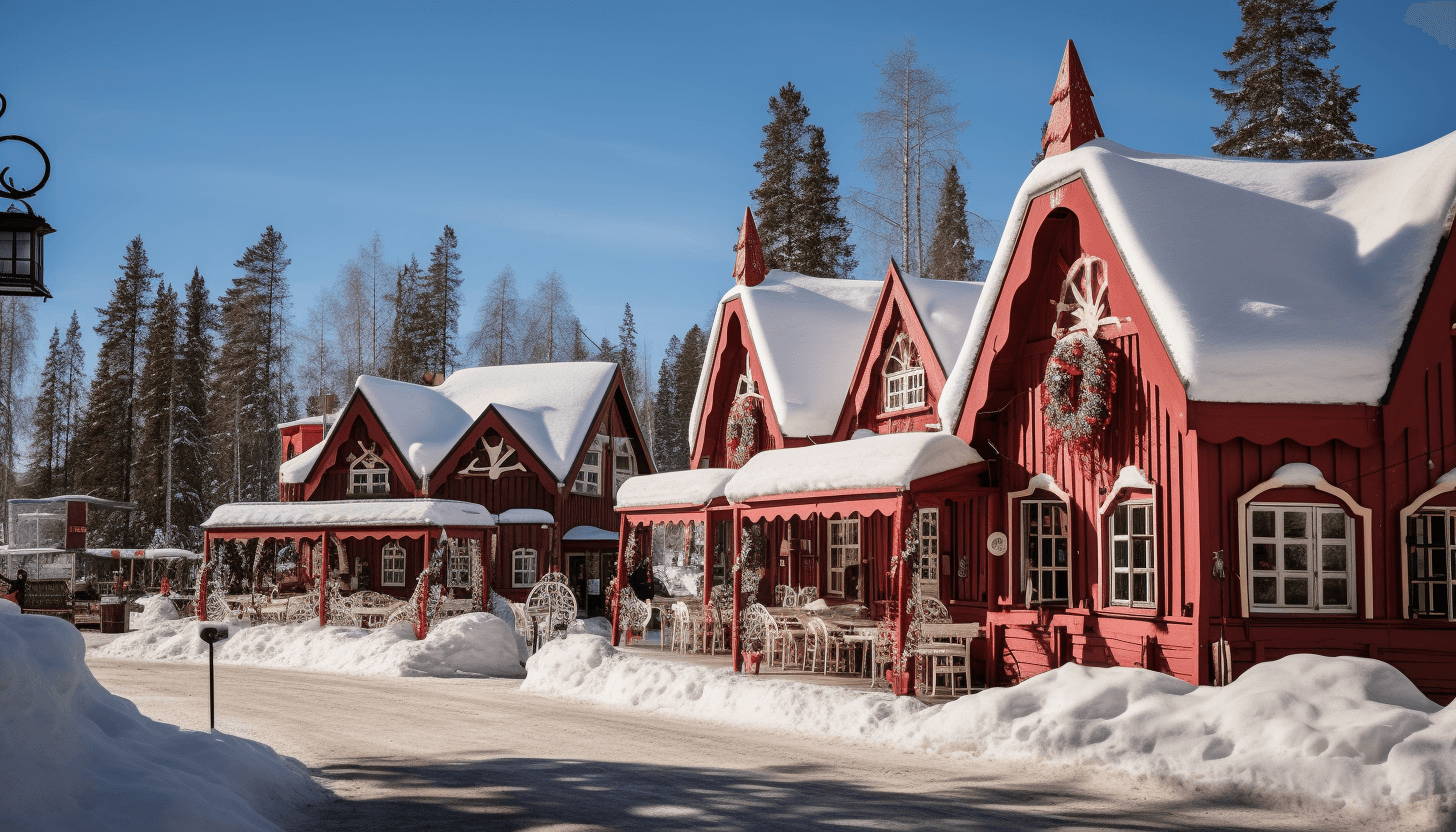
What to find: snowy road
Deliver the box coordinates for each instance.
[86,657,1424,832]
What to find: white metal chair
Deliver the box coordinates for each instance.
[775,585,796,607]
[798,586,820,606]
[617,588,651,644]
[916,597,951,623]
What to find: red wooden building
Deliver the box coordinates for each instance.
[202,361,652,623]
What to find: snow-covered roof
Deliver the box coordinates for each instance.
[689,271,881,444]
[723,432,983,503]
[498,508,554,525]
[201,499,495,529]
[615,468,736,509]
[563,525,619,542]
[82,547,203,560]
[281,362,617,486]
[941,132,1456,430]
[277,414,334,430]
[900,275,985,370]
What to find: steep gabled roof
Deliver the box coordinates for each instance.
[689,270,881,442]
[942,131,1456,433]
[900,274,985,371]
[281,362,617,485]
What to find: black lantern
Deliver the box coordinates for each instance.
[0,91,54,300]
[0,211,54,299]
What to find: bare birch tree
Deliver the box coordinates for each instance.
[0,298,36,515]
[326,234,392,389]
[467,265,522,366]
[850,38,969,275]
[522,271,577,363]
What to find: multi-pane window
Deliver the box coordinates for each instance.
[1109,501,1155,607]
[573,435,607,495]
[828,518,860,597]
[1407,511,1454,619]
[512,548,538,588]
[446,539,471,589]
[1248,504,1354,612]
[349,446,390,496]
[1023,500,1069,604]
[613,437,637,496]
[883,334,926,413]
[0,230,34,277]
[380,541,406,587]
[918,508,940,582]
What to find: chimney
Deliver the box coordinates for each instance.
[1042,40,1104,158]
[733,207,767,287]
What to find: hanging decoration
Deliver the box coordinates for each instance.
[608,531,641,618]
[1043,255,1118,469]
[724,394,761,468]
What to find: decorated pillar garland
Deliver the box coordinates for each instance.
[1041,331,1115,469]
[884,525,923,691]
[469,538,485,613]
[402,532,448,640]
[731,526,763,604]
[608,532,639,617]
[724,394,761,468]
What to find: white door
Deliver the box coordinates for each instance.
[917,509,940,600]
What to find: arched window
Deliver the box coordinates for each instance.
[348,443,390,496]
[882,334,925,412]
[380,541,406,587]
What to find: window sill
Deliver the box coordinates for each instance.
[877,403,933,420]
[1249,607,1358,615]
[347,491,395,499]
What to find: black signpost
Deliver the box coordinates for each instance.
[198,626,229,731]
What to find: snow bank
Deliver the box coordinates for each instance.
[0,597,19,614]
[0,613,318,832]
[524,639,1456,810]
[132,593,181,628]
[98,613,525,678]
[566,617,612,637]
[724,432,983,501]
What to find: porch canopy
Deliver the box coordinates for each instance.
[201,499,496,533]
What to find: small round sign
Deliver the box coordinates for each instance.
[987,532,1009,557]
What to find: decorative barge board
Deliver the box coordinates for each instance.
[938,40,1456,699]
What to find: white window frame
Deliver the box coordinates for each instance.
[613,436,637,497]
[1247,502,1354,613]
[827,518,860,597]
[512,547,538,588]
[446,539,471,589]
[882,334,926,413]
[348,448,390,496]
[1022,500,1070,605]
[573,434,607,496]
[917,508,939,583]
[1407,510,1456,620]
[1108,500,1155,608]
[380,541,406,587]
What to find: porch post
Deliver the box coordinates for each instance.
[731,508,742,673]
[318,530,329,627]
[891,495,915,696]
[611,514,628,646]
[416,530,433,640]
[701,513,714,608]
[199,533,211,622]
[480,530,492,611]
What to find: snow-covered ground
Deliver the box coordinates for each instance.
[0,608,319,832]
[97,612,526,678]
[525,636,1456,812]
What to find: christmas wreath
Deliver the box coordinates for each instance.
[1041,332,1115,465]
[725,394,760,468]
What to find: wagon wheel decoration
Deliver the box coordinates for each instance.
[526,579,577,642]
[1050,255,1120,340]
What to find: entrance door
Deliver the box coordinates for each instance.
[917,508,941,600]
[567,554,588,611]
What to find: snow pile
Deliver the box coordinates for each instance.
[98,613,525,678]
[616,467,735,509]
[525,639,1456,809]
[0,597,19,614]
[0,612,318,832]
[725,432,983,501]
[132,594,181,628]
[566,617,612,637]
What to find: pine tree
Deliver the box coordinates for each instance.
[385,255,430,382]
[423,225,463,375]
[674,325,708,468]
[926,164,975,281]
[795,126,858,278]
[1211,0,1372,160]
[212,227,293,505]
[617,304,639,403]
[652,335,683,472]
[467,265,521,366]
[76,236,154,544]
[594,335,615,364]
[1031,121,1048,169]
[173,270,214,547]
[135,282,181,541]
[57,313,86,493]
[24,327,62,497]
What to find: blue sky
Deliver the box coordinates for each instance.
[6,1,1453,375]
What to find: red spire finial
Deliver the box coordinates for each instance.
[1042,40,1104,158]
[733,206,767,287]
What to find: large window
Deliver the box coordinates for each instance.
[573,435,607,496]
[1109,501,1155,607]
[349,446,390,496]
[1407,511,1454,619]
[918,508,940,583]
[613,437,637,497]
[1248,503,1353,612]
[381,541,406,587]
[828,518,860,598]
[883,334,926,413]
[512,547,538,587]
[1023,500,1069,604]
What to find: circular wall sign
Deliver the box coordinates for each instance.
[986,532,1008,557]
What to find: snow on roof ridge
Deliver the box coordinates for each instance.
[940,130,1456,433]
[688,270,882,447]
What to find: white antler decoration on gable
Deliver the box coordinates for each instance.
[1051,254,1122,339]
[457,437,528,479]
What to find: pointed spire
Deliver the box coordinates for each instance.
[733,206,767,287]
[1042,40,1104,158]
